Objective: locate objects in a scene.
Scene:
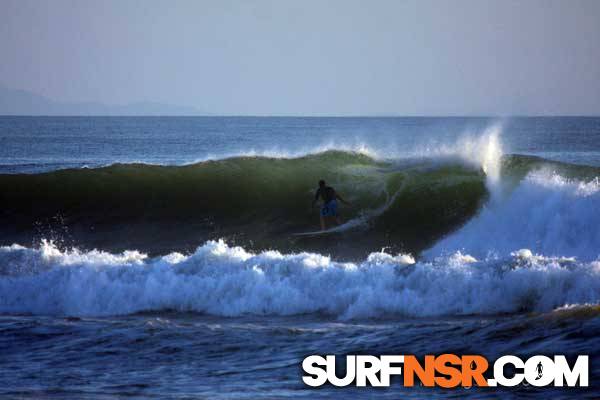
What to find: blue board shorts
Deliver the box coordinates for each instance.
[320,200,338,217]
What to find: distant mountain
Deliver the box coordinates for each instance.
[0,86,204,116]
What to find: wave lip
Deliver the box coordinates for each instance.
[1,240,599,319]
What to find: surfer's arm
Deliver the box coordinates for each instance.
[312,189,320,207]
[336,193,350,205]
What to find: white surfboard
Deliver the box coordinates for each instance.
[291,229,335,237]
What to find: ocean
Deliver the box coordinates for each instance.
[0,116,599,398]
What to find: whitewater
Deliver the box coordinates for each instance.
[2,238,599,318]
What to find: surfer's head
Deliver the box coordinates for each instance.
[318,179,325,187]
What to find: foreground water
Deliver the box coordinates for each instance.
[1,311,599,399]
[1,116,599,398]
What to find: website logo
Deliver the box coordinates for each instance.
[302,354,589,388]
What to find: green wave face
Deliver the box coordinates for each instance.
[15,150,598,258]
[0,150,489,258]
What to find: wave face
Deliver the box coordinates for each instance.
[1,240,599,318]
[0,150,488,257]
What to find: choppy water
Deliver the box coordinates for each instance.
[1,116,600,398]
[1,311,599,399]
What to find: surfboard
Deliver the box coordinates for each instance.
[291,220,361,236]
[291,229,333,237]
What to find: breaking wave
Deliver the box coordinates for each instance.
[0,240,599,318]
[0,148,490,257]
[427,170,600,261]
[2,127,600,318]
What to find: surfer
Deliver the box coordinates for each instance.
[312,180,350,230]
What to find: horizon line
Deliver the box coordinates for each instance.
[1,114,599,118]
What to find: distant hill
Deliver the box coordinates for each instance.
[0,86,204,116]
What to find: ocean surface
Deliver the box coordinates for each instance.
[1,116,600,398]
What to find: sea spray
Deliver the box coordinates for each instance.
[426,170,600,260]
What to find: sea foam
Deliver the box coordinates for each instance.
[1,239,598,318]
[426,169,600,261]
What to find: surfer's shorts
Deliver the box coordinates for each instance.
[320,200,338,217]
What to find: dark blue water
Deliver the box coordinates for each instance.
[1,312,598,399]
[1,116,600,398]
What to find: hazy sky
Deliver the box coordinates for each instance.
[1,0,599,115]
